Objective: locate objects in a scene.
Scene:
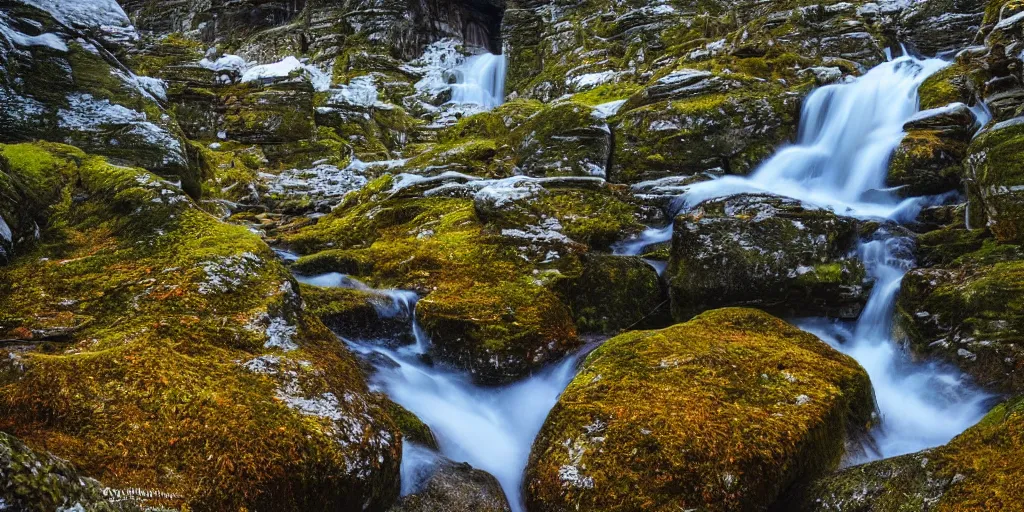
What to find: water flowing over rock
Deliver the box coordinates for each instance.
[5,0,1024,509]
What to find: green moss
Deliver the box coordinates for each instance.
[896,240,1024,392]
[570,83,643,107]
[0,143,401,510]
[525,308,875,512]
[965,120,1024,242]
[918,63,972,110]
[554,254,667,334]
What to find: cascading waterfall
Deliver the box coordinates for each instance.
[448,52,507,109]
[675,54,992,460]
[284,53,993,511]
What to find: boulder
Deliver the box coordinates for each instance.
[667,194,867,321]
[554,254,667,334]
[0,3,200,195]
[0,431,140,512]
[793,396,1024,511]
[390,455,511,512]
[965,117,1024,242]
[0,143,401,510]
[524,308,875,512]
[896,240,1024,393]
[611,85,799,184]
[886,128,967,197]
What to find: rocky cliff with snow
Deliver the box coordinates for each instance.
[1,0,1023,510]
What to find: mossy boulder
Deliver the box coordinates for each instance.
[886,128,967,197]
[509,101,613,178]
[794,395,1024,511]
[390,455,511,512]
[965,117,1024,242]
[0,431,140,512]
[667,194,867,321]
[286,175,589,383]
[524,308,875,512]
[300,283,416,345]
[0,143,401,510]
[554,254,668,334]
[896,240,1024,393]
[612,84,800,184]
[417,280,579,385]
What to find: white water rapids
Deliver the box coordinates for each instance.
[285,53,994,510]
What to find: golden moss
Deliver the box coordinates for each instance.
[0,143,401,510]
[525,308,874,512]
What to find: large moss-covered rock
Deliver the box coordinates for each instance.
[286,171,657,382]
[667,194,867,321]
[0,143,401,510]
[794,395,1024,511]
[612,84,800,184]
[0,431,140,512]
[524,308,875,512]
[896,240,1024,393]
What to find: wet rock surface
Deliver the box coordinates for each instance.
[524,308,875,512]
[668,194,867,321]
[1,0,1024,509]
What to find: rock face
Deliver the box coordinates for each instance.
[389,456,512,512]
[897,239,1024,393]
[667,194,867,321]
[794,395,1024,511]
[0,143,401,510]
[524,308,875,512]
[965,118,1024,243]
[0,1,199,195]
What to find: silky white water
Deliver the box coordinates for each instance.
[294,272,583,511]
[682,56,952,220]
[675,55,992,460]
[448,52,507,109]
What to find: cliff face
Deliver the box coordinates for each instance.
[1,0,1023,510]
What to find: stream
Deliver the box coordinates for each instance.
[285,52,992,510]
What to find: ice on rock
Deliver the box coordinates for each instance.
[200,54,248,73]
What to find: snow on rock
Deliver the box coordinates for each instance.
[473,176,546,209]
[328,75,381,107]
[200,54,248,73]
[567,70,620,91]
[197,252,262,295]
[591,99,627,120]
[58,94,185,166]
[0,13,67,52]
[20,0,137,42]
[266,162,371,200]
[264,317,299,351]
[240,56,331,91]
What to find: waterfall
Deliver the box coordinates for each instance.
[448,52,507,109]
[682,56,950,220]
[677,55,992,460]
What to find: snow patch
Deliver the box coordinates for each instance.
[0,14,67,52]
[241,56,331,91]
